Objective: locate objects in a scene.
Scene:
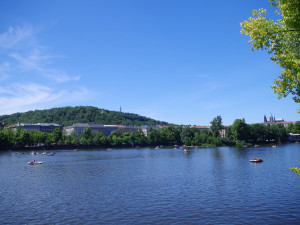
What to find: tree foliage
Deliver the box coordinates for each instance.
[0,106,169,127]
[241,0,300,112]
[0,119,296,149]
[228,119,288,143]
[290,167,300,178]
[210,116,224,137]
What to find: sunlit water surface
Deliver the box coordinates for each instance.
[1,144,300,224]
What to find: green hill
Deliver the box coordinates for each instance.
[0,106,169,127]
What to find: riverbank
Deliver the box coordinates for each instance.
[1,141,292,152]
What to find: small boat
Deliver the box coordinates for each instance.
[155,146,160,149]
[27,161,43,165]
[250,158,263,163]
[42,152,47,155]
[107,148,112,150]
[47,152,56,156]
[272,145,277,148]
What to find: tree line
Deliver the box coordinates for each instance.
[0,116,298,149]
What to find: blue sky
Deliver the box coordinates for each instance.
[0,0,298,125]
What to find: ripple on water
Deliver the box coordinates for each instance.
[0,145,300,224]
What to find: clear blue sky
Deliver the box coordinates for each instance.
[0,0,298,125]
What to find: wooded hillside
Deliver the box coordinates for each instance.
[0,106,169,127]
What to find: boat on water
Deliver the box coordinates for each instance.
[250,158,263,163]
[27,160,43,165]
[47,152,56,156]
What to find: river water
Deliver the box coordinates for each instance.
[1,144,300,224]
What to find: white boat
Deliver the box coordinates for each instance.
[27,161,43,165]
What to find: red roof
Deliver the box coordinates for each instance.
[278,121,296,124]
[194,126,210,129]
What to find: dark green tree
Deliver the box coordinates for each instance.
[134,127,147,145]
[93,131,107,145]
[148,127,161,145]
[250,123,266,142]
[210,116,224,137]
[292,121,300,133]
[231,119,250,141]
[180,126,199,146]
[13,128,30,148]
[52,128,63,144]
[80,126,93,145]
[286,123,294,133]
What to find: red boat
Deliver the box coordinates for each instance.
[27,161,43,165]
[250,158,263,163]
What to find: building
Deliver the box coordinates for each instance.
[193,125,228,137]
[5,122,62,133]
[277,121,296,127]
[103,125,118,136]
[263,115,297,127]
[117,125,138,133]
[219,129,226,138]
[193,126,210,132]
[264,115,284,125]
[289,133,300,142]
[64,124,118,137]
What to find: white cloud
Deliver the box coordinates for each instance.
[0,25,34,49]
[0,25,88,115]
[0,83,89,115]
[0,25,80,83]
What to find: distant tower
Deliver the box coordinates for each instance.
[269,114,273,123]
[264,115,267,123]
[120,106,122,113]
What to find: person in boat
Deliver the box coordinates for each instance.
[253,157,256,160]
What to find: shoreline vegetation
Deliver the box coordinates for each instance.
[0,107,299,152]
[1,119,299,152]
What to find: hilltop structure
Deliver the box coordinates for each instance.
[263,115,284,125]
[263,115,296,127]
